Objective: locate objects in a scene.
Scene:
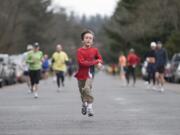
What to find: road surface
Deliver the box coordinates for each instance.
[0,72,180,135]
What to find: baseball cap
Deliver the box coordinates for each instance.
[27,44,33,50]
[150,42,156,47]
[33,42,39,48]
[129,48,135,52]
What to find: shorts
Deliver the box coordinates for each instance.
[156,65,165,74]
[29,70,41,85]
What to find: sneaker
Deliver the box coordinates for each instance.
[159,87,164,92]
[53,76,56,82]
[81,105,87,115]
[34,92,38,98]
[144,81,149,85]
[87,108,94,117]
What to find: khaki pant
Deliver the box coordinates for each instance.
[78,79,94,103]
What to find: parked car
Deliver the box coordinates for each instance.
[0,54,16,87]
[9,55,25,83]
[173,63,180,83]
[165,53,180,83]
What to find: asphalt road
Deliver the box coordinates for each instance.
[0,72,180,135]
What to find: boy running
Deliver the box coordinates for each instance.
[75,30,103,117]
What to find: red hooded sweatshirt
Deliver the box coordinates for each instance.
[127,53,140,66]
[75,47,103,80]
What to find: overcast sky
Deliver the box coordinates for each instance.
[51,0,118,16]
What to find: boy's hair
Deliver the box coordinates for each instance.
[81,30,94,41]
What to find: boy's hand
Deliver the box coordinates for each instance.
[97,62,103,70]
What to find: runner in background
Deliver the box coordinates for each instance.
[26,42,43,98]
[118,52,127,86]
[126,48,140,86]
[145,42,157,90]
[52,44,69,92]
[155,41,168,92]
[42,54,50,82]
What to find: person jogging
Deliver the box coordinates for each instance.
[126,48,140,86]
[75,30,103,117]
[118,52,127,81]
[42,54,50,81]
[26,42,43,98]
[52,44,69,92]
[145,42,157,89]
[155,41,168,92]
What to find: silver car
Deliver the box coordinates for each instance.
[0,54,16,87]
[165,53,180,83]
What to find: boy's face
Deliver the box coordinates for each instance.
[83,33,94,48]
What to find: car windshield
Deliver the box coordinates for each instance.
[174,56,180,62]
[172,54,180,62]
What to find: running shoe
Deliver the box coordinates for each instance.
[87,108,94,117]
[34,92,38,98]
[81,104,87,115]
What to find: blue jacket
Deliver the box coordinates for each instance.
[155,48,168,66]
